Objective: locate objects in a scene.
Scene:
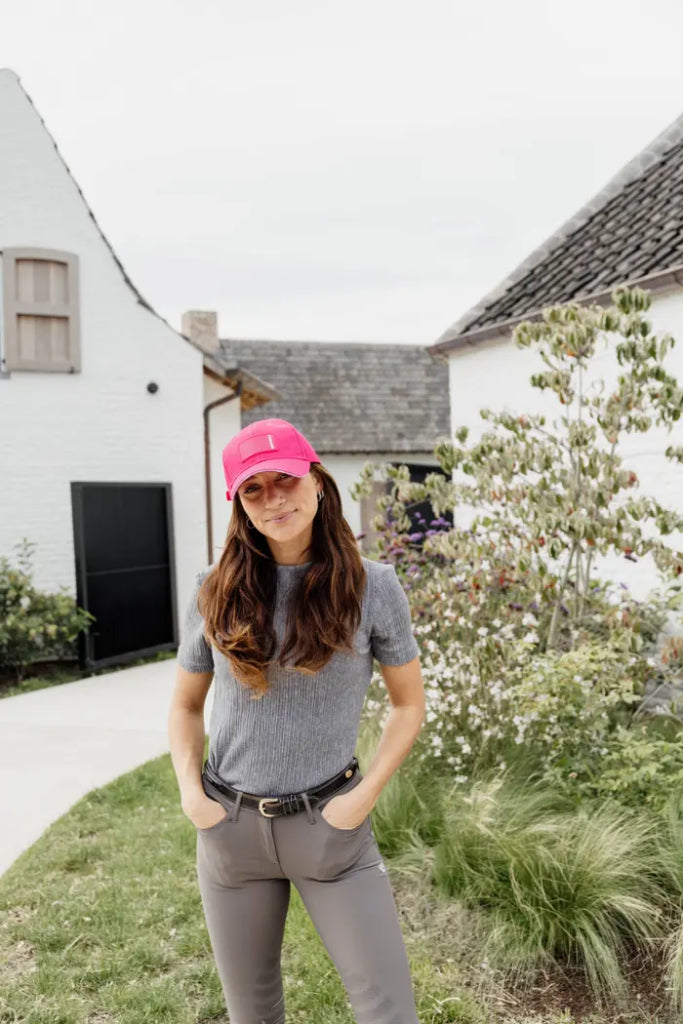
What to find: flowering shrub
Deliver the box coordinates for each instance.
[366,599,671,792]
[356,286,683,807]
[0,539,95,683]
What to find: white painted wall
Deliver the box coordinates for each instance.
[446,288,683,607]
[320,455,370,537]
[0,70,227,629]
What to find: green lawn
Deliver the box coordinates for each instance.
[0,743,675,1024]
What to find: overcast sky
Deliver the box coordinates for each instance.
[4,0,683,343]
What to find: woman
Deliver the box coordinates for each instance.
[167,417,425,1024]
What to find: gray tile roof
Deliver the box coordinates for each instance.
[434,112,683,348]
[217,339,449,453]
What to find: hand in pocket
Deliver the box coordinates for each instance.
[185,795,229,830]
[321,789,368,830]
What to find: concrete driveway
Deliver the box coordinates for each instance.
[0,660,213,878]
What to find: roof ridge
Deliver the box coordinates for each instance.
[3,70,184,341]
[436,108,683,345]
[220,338,425,349]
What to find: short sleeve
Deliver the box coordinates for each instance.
[176,571,214,673]
[369,562,420,666]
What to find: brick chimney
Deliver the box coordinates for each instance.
[181,310,219,355]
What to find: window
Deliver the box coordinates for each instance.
[359,462,453,553]
[1,248,80,373]
[397,463,454,540]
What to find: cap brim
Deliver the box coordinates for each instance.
[228,458,313,500]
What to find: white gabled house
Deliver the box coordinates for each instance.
[0,67,452,674]
[0,69,274,670]
[429,112,683,607]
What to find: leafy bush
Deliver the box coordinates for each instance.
[364,557,681,795]
[0,539,95,683]
[356,286,683,808]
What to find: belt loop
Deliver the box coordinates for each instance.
[299,790,316,825]
[228,790,243,822]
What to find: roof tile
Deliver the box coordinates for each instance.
[435,115,683,346]
[216,340,450,454]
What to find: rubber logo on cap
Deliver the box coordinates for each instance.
[239,433,277,459]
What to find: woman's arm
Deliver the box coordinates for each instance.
[357,657,425,810]
[321,657,425,829]
[167,665,214,813]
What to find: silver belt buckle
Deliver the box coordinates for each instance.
[258,797,280,818]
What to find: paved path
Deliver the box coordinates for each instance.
[0,661,213,879]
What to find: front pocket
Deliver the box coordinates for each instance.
[319,774,370,831]
[317,770,369,834]
[196,811,231,834]
[195,793,232,834]
[319,809,368,834]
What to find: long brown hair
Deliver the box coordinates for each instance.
[197,464,366,698]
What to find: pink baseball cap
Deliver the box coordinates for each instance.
[223,418,320,501]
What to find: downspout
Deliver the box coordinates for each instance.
[204,379,243,565]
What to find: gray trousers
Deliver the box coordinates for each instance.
[196,766,420,1024]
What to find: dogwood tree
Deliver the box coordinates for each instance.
[355,286,683,654]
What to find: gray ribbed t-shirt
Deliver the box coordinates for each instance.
[176,556,419,796]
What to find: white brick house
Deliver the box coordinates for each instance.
[430,112,683,608]
[0,70,273,669]
[0,68,451,671]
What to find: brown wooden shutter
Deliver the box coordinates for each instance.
[2,248,80,372]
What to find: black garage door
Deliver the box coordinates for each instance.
[71,482,178,670]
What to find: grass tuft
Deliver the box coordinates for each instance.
[423,775,663,1004]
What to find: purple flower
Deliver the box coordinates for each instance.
[408,532,424,542]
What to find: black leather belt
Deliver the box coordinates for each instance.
[202,756,360,818]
